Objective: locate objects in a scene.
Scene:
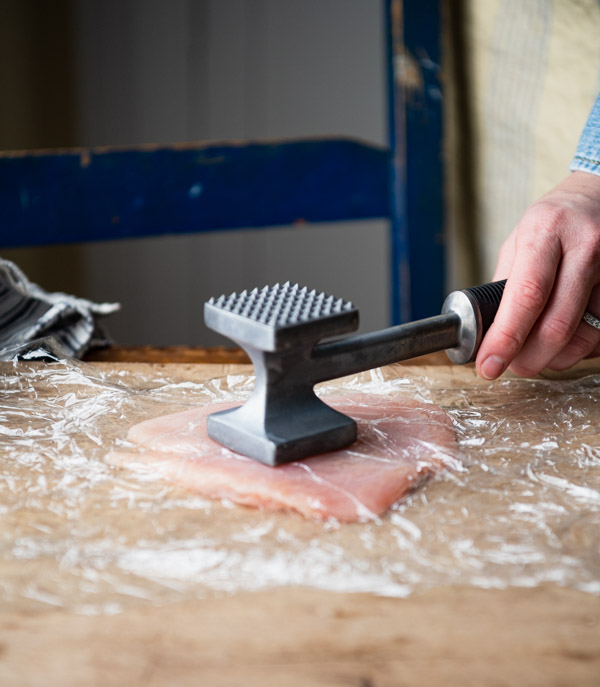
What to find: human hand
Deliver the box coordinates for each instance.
[476,170,600,379]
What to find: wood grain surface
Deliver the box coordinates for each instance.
[1,353,599,686]
[1,586,598,687]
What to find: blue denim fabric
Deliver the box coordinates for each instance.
[570,93,600,176]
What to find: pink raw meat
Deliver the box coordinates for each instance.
[106,394,456,522]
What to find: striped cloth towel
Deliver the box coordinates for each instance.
[0,258,119,361]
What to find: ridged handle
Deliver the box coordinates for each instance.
[463,279,506,340]
[442,279,506,364]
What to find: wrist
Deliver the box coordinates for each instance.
[563,170,600,196]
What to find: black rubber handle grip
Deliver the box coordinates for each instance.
[463,279,506,340]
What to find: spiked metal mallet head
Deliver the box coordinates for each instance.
[204,283,359,466]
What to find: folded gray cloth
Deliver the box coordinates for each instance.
[0,258,120,361]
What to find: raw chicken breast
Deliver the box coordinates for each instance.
[106,394,456,522]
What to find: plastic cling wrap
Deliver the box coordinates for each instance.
[1,358,600,613]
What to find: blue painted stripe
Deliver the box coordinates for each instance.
[0,138,389,248]
[403,0,445,321]
[387,0,445,324]
[386,0,410,325]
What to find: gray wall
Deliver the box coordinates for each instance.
[73,0,390,346]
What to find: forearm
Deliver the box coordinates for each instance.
[570,92,600,177]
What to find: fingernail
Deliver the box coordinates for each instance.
[480,355,507,380]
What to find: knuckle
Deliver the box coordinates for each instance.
[510,358,540,378]
[539,315,576,347]
[525,201,567,232]
[513,278,548,314]
[578,234,600,272]
[493,326,526,356]
[563,331,595,359]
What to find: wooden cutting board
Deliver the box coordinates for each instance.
[0,353,599,686]
[2,585,598,687]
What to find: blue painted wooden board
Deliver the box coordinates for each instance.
[386,0,445,323]
[0,138,389,248]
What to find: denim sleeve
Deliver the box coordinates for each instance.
[570,93,600,176]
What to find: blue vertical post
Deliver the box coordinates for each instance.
[386,0,445,324]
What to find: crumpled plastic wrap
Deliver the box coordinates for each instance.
[1,356,599,614]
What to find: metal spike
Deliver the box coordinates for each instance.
[224,293,238,311]
[233,290,247,314]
